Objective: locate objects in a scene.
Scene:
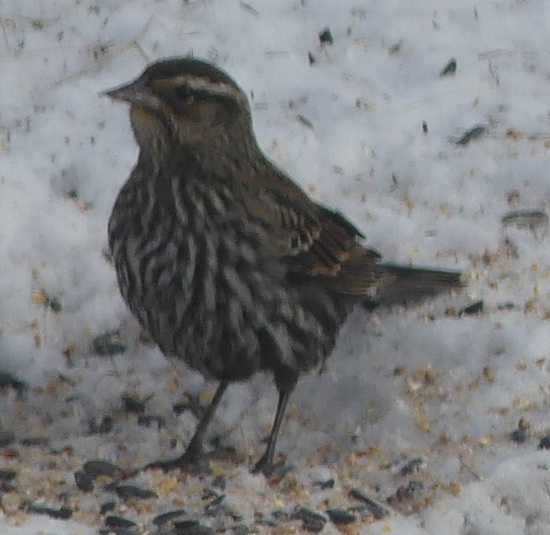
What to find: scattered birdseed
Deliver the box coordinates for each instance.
[326,507,356,525]
[455,125,487,145]
[152,509,188,526]
[460,300,484,315]
[115,484,158,500]
[319,27,333,45]
[314,477,335,490]
[173,519,214,534]
[83,459,124,479]
[100,501,116,515]
[105,515,137,528]
[510,418,530,444]
[497,302,516,310]
[26,504,73,520]
[440,58,457,76]
[92,330,127,356]
[74,469,94,492]
[399,457,427,476]
[388,40,403,54]
[32,290,62,312]
[394,480,425,502]
[297,114,314,129]
[502,210,549,232]
[349,488,392,519]
[203,495,225,514]
[122,394,146,415]
[291,506,327,533]
[510,429,528,444]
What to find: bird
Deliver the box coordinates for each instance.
[104,57,463,475]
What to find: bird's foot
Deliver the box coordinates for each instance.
[251,453,291,478]
[145,444,210,475]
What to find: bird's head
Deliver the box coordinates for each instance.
[103,57,254,156]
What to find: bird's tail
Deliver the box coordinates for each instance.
[369,263,465,306]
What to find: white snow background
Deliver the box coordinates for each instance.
[1,0,550,534]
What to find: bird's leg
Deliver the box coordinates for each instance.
[146,380,229,472]
[252,375,297,475]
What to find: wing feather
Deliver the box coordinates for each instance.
[241,166,388,294]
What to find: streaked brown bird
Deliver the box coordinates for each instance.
[104,57,463,474]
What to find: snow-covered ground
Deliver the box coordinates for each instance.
[2,1,550,533]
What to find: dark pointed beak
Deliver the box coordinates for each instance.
[101,78,161,111]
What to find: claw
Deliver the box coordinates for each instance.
[145,451,210,475]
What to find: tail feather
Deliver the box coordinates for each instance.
[372,263,464,305]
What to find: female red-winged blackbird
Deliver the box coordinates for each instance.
[105,58,463,475]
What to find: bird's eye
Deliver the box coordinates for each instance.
[174,85,194,104]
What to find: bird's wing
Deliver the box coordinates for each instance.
[241,167,392,295]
